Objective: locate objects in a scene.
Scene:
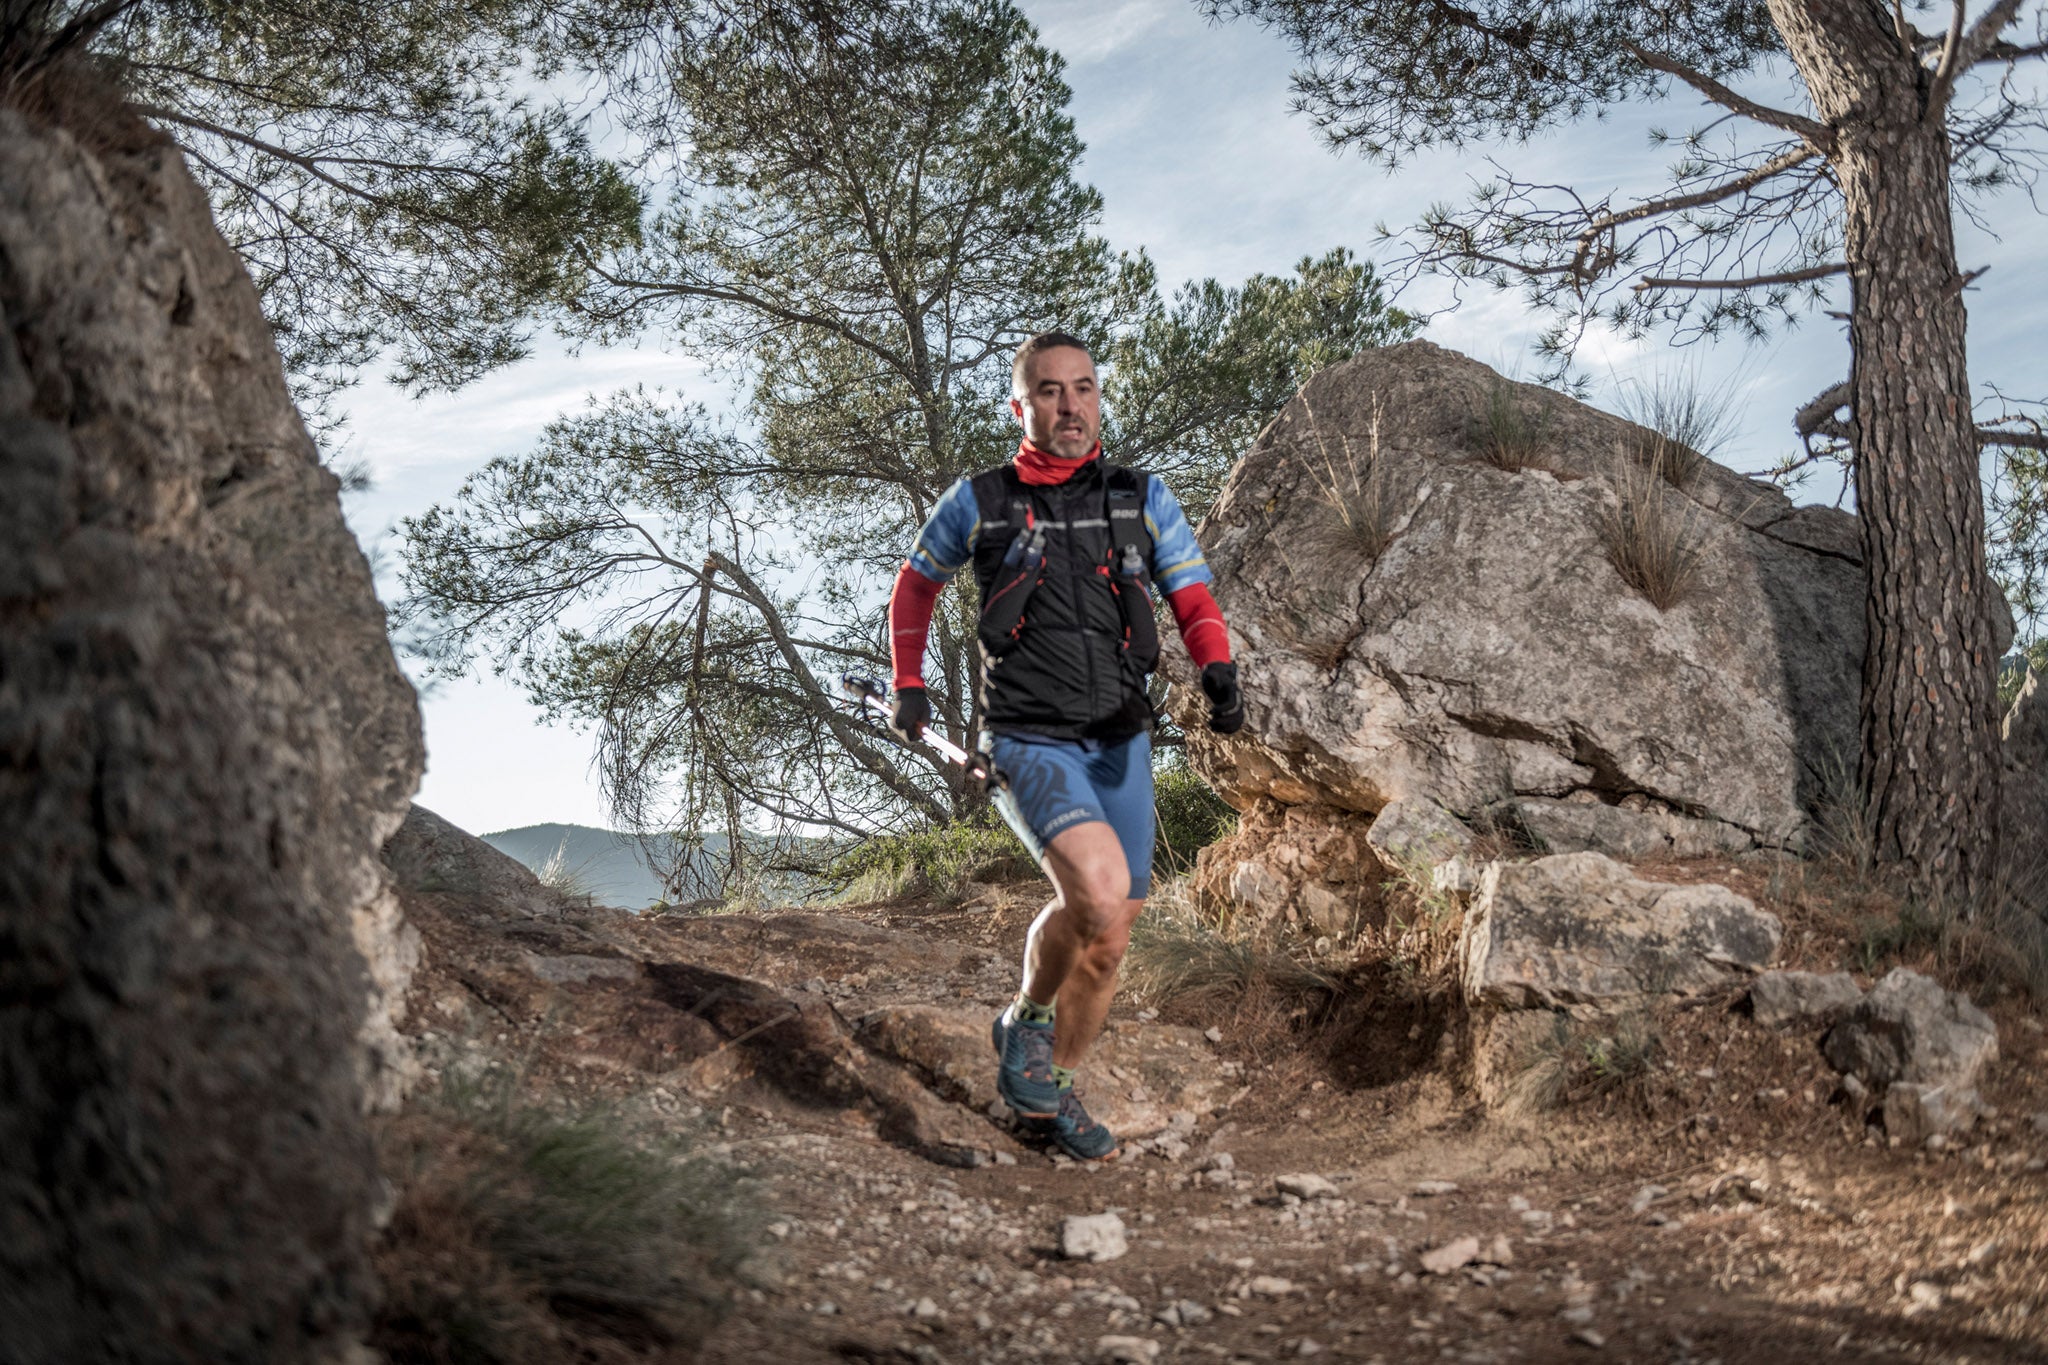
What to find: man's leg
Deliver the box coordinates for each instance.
[1021,820,1143,1070]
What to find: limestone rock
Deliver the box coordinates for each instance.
[1823,968,1998,1090]
[1191,800,1385,933]
[1169,341,1887,852]
[1750,970,1864,1028]
[1505,796,1752,860]
[1883,1082,1984,1146]
[1460,853,1782,1008]
[1366,798,1477,875]
[1276,1173,1340,1200]
[0,105,422,1360]
[384,803,570,919]
[1421,1236,1481,1275]
[1062,1212,1129,1262]
[2002,666,2048,843]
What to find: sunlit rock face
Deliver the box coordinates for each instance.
[0,100,421,1362]
[1170,340,1893,854]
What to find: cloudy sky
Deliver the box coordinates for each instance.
[338,0,2046,838]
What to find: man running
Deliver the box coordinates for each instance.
[885,331,1244,1160]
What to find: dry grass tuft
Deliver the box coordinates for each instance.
[1296,392,1400,562]
[1124,882,1340,1011]
[1470,381,1556,473]
[1615,369,1741,490]
[1601,438,1708,610]
[373,1070,752,1364]
[1502,1009,1662,1116]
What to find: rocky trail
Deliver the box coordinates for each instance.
[384,811,2048,1365]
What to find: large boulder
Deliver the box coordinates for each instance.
[1460,853,1782,1008]
[0,100,421,1362]
[1169,341,2006,853]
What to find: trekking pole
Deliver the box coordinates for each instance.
[838,673,1006,791]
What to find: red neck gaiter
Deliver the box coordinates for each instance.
[1014,438,1101,486]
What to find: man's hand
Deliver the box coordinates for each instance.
[890,685,931,742]
[1200,661,1244,735]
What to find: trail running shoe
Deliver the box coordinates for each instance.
[991,1005,1060,1118]
[1038,1085,1119,1161]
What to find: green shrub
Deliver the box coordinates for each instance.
[374,1073,752,1364]
[1154,749,1237,878]
[827,813,1027,903]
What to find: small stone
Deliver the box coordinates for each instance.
[814,1300,838,1315]
[1966,1239,2001,1267]
[1482,1235,1515,1266]
[910,1297,941,1319]
[1841,1073,1869,1105]
[1202,1168,1234,1187]
[1248,1275,1296,1297]
[1558,1305,1595,1327]
[1412,1179,1460,1197]
[1204,1027,1225,1043]
[1907,1281,1943,1311]
[1197,1151,1236,1172]
[1420,1236,1481,1275]
[1276,1173,1339,1200]
[1095,1335,1161,1364]
[993,1150,1018,1166]
[2030,1111,2048,1135]
[1295,1338,1325,1356]
[1062,1213,1129,1263]
[1572,1328,1606,1348]
[1629,1184,1667,1215]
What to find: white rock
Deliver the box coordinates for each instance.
[1412,1179,1460,1197]
[1248,1275,1297,1297]
[1276,1173,1339,1200]
[1061,1213,1129,1263]
[1095,1336,1161,1364]
[1420,1236,1481,1275]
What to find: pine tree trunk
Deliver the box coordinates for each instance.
[1770,0,2001,906]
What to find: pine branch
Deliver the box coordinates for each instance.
[1931,0,2027,112]
[1634,262,1847,291]
[1624,41,1834,151]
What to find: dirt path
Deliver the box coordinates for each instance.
[393,866,2048,1364]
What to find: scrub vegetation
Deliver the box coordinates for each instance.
[372,1071,751,1365]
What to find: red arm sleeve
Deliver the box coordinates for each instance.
[1165,582,1232,669]
[889,562,945,690]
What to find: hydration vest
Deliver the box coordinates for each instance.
[966,460,1161,741]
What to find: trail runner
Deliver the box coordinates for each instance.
[885,331,1245,1160]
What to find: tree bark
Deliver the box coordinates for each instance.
[1770,0,2002,907]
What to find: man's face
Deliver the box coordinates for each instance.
[1011,345,1100,459]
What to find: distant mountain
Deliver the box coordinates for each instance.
[480,823,826,909]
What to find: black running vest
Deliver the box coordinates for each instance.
[966,460,1160,741]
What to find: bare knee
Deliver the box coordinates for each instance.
[1075,930,1129,982]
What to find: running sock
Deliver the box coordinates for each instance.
[1051,1064,1077,1091]
[1012,993,1056,1026]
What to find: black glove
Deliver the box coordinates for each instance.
[1201,661,1244,735]
[890,685,930,742]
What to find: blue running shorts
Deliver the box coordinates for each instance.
[987,730,1155,899]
